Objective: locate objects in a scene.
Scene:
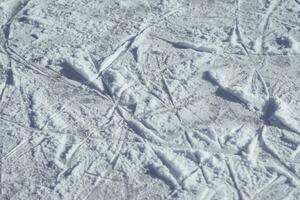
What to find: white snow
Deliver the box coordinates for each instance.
[271,98,300,134]
[1,0,300,199]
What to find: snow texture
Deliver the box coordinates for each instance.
[1,0,300,199]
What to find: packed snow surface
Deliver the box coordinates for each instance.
[1,0,300,199]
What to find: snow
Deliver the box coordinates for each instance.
[1,0,300,199]
[270,97,300,134]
